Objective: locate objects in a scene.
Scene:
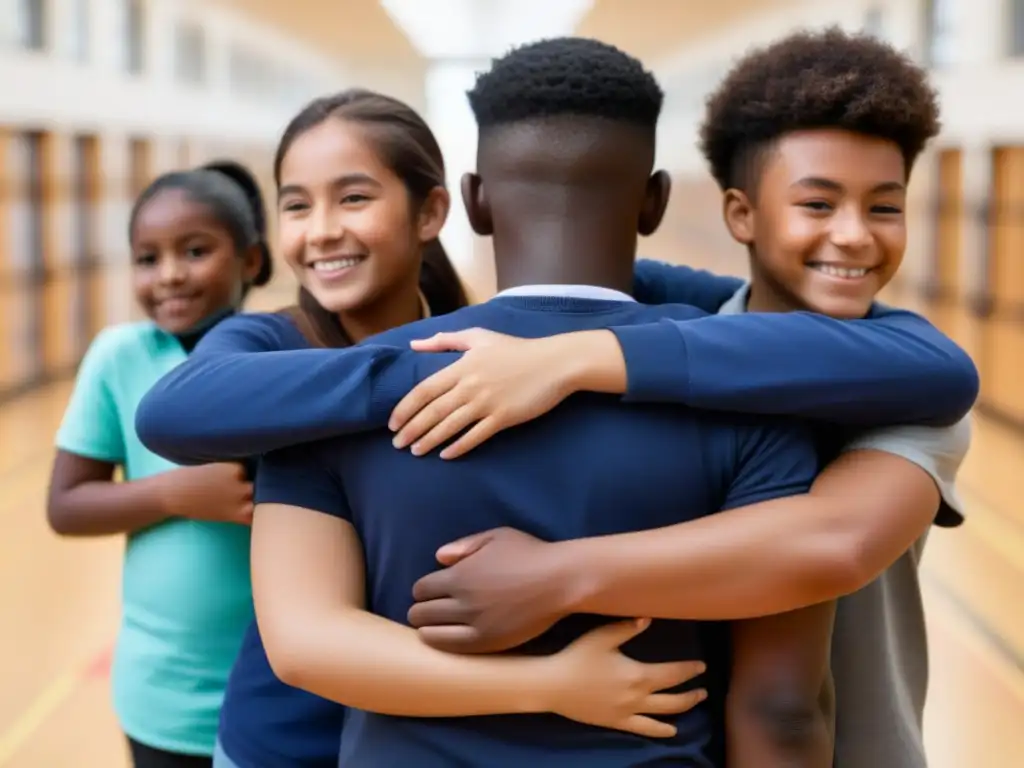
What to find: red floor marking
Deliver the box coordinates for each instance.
[83,645,113,680]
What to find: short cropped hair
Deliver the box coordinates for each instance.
[699,27,941,191]
[467,37,663,132]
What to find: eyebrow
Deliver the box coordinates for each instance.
[278,173,380,199]
[791,176,905,193]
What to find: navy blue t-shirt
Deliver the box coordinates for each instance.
[256,295,820,767]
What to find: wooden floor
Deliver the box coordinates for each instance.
[0,302,1021,766]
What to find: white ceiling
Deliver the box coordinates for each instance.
[207,0,790,68]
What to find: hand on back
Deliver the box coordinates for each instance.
[160,463,253,526]
[389,329,577,459]
[538,618,707,739]
[409,527,571,653]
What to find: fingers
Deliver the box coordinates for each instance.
[411,568,455,602]
[409,404,480,457]
[620,714,678,740]
[407,597,472,628]
[581,618,651,648]
[393,385,466,450]
[409,330,484,353]
[438,416,502,460]
[641,689,708,716]
[649,660,707,692]
[416,625,491,655]
[389,368,459,432]
[435,529,498,565]
[234,503,254,526]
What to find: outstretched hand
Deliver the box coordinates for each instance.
[388,329,579,459]
[409,527,574,654]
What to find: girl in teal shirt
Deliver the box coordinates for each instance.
[47,161,272,768]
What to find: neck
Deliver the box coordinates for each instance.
[491,218,636,295]
[746,255,801,314]
[337,277,424,343]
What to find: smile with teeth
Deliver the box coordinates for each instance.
[810,264,871,279]
[311,256,366,272]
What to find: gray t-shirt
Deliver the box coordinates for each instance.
[720,285,971,768]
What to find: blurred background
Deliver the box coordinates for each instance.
[0,0,1021,765]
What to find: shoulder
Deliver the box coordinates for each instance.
[843,414,973,527]
[79,321,169,373]
[846,413,973,458]
[360,306,486,346]
[199,311,307,352]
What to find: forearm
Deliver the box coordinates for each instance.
[562,495,863,621]
[727,694,832,768]
[47,475,170,536]
[267,607,550,717]
[136,347,459,465]
[726,602,836,768]
[609,312,979,427]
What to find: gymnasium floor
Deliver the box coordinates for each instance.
[0,303,1022,766]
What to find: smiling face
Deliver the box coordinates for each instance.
[724,128,908,319]
[276,117,445,321]
[130,188,258,334]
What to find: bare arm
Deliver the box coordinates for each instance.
[566,450,939,618]
[46,452,254,537]
[727,602,836,768]
[253,502,548,715]
[252,501,703,734]
[46,451,171,536]
[409,450,940,654]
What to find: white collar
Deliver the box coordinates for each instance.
[495,284,635,302]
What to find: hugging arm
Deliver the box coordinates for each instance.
[135,314,459,466]
[251,442,705,736]
[411,432,959,654]
[627,259,978,428]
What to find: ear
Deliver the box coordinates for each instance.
[722,188,755,245]
[638,170,671,236]
[417,186,450,243]
[240,243,264,284]
[461,172,492,236]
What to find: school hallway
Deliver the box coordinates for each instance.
[3,0,1024,764]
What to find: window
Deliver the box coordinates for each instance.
[8,132,48,384]
[124,0,144,74]
[71,135,99,354]
[67,0,89,61]
[228,45,313,106]
[174,21,206,85]
[922,0,958,68]
[128,138,151,198]
[17,0,47,50]
[1011,0,1024,56]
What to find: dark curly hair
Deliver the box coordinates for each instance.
[468,37,663,132]
[699,27,941,192]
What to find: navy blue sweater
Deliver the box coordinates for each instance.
[137,263,977,468]
[133,261,979,767]
[255,295,821,767]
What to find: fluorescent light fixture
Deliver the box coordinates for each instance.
[380,0,594,59]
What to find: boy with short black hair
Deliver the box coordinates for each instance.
[394,28,968,768]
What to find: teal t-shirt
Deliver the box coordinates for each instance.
[55,321,253,756]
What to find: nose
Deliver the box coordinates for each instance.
[157,255,187,285]
[307,203,343,248]
[829,205,873,251]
